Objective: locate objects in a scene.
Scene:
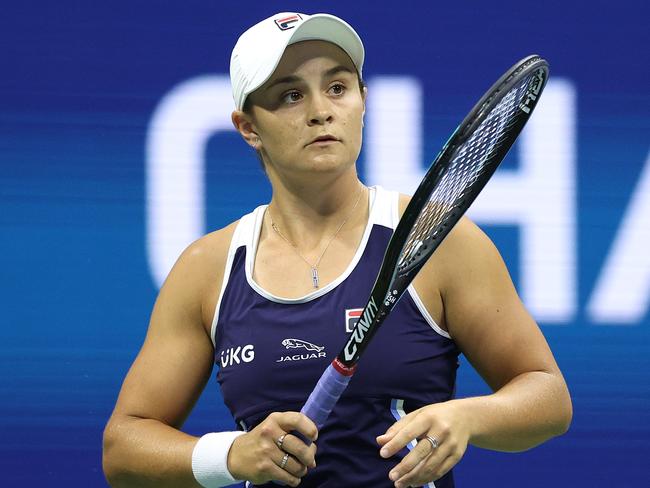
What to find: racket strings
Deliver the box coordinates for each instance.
[398,73,535,271]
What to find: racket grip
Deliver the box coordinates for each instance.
[300,360,355,430]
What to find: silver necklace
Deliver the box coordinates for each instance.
[268,186,365,288]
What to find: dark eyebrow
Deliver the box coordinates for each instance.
[264,65,356,91]
[264,75,302,91]
[323,65,356,78]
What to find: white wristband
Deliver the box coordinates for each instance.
[191,431,246,488]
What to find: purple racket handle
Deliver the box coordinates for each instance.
[271,362,356,483]
[300,359,356,431]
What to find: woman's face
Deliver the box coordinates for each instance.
[244,40,366,180]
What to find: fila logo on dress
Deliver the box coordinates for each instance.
[345,308,364,333]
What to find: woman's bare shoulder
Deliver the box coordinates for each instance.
[179,220,241,291]
[394,190,496,278]
[395,191,488,252]
[189,220,240,262]
[160,220,242,333]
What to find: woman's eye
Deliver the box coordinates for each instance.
[282,91,302,103]
[329,83,345,95]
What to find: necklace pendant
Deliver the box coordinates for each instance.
[311,267,319,288]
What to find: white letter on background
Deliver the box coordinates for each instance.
[468,80,577,322]
[588,149,650,324]
[365,77,423,193]
[366,78,577,323]
[146,75,233,287]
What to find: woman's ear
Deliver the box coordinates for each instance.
[361,85,368,127]
[232,110,260,149]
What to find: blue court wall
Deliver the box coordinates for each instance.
[1,1,648,486]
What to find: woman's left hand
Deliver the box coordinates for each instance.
[376,400,470,488]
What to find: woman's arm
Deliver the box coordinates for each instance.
[377,217,572,487]
[102,233,226,487]
[443,218,572,450]
[103,226,317,488]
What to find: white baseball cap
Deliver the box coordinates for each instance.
[230,12,365,110]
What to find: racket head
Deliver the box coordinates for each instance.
[392,55,549,279]
[339,55,549,366]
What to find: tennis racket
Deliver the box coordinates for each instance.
[300,54,550,429]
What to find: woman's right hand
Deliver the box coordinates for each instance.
[227,412,318,487]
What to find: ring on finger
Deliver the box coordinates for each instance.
[425,435,439,450]
[276,433,287,449]
[280,452,290,470]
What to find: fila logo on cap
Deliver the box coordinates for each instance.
[345,308,363,333]
[274,14,302,31]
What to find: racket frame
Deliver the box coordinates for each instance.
[301,55,549,429]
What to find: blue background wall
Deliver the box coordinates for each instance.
[1,1,648,486]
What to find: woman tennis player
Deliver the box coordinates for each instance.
[103,12,572,488]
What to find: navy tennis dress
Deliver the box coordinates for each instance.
[213,186,460,487]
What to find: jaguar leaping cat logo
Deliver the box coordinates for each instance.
[281,338,324,353]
